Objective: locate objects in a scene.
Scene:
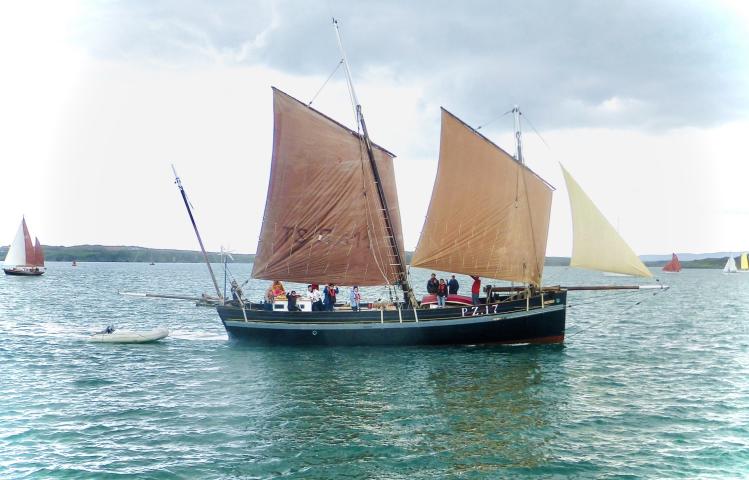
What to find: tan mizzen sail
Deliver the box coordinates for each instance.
[32,237,45,267]
[411,109,554,286]
[561,164,652,278]
[251,88,405,286]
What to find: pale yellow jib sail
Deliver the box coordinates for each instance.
[561,164,652,278]
[740,253,748,271]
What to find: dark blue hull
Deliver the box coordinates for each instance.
[216,292,566,346]
[3,268,44,276]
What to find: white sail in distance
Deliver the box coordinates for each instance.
[4,219,30,267]
[724,255,738,273]
[561,164,652,278]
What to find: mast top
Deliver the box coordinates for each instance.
[330,18,413,303]
[512,105,524,164]
[332,18,361,123]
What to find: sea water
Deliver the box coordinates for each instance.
[0,263,747,478]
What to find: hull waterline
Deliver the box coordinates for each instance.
[3,268,45,276]
[217,292,566,346]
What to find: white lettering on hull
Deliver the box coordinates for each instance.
[461,304,500,317]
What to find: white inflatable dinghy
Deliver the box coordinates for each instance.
[89,327,169,344]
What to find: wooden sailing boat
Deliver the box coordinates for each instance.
[724,255,738,273]
[3,217,45,276]
[739,253,749,272]
[204,20,665,346]
[215,89,566,345]
[662,253,682,273]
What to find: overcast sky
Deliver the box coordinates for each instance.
[1,0,748,256]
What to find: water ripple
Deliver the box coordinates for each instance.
[0,264,748,478]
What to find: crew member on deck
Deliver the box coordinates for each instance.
[350,286,361,312]
[309,284,323,311]
[448,275,459,295]
[426,273,439,295]
[272,280,286,299]
[287,290,300,311]
[471,276,481,306]
[324,283,339,311]
[230,280,245,305]
[265,286,274,304]
[437,279,448,307]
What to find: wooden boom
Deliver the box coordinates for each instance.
[487,284,668,293]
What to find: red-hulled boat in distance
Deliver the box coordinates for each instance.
[3,217,45,276]
[662,253,682,273]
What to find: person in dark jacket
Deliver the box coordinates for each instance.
[447,275,459,295]
[324,283,339,311]
[426,273,439,295]
[287,290,300,311]
[230,280,244,306]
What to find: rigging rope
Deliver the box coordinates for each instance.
[308,59,344,107]
[565,286,670,338]
[521,112,551,150]
[476,109,512,130]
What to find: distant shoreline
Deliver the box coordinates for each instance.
[0,245,737,269]
[0,244,254,264]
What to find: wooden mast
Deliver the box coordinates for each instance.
[172,165,223,300]
[332,18,415,306]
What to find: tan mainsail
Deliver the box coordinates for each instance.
[411,109,553,285]
[251,88,405,286]
[561,164,652,278]
[33,237,45,267]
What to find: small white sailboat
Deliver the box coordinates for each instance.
[3,217,45,276]
[89,326,170,343]
[723,255,738,273]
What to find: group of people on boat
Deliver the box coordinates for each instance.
[426,273,482,307]
[232,274,482,312]
[261,280,344,311]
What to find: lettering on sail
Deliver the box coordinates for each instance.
[461,305,499,317]
[279,226,370,254]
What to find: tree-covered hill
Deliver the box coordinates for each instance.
[0,245,735,268]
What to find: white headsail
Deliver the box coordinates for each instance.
[724,255,738,273]
[3,219,31,267]
[561,164,652,278]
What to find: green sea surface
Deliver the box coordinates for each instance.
[1,263,747,478]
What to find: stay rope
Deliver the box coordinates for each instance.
[308,59,344,107]
[565,285,670,338]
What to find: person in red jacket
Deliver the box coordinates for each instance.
[471,275,481,306]
[436,278,448,307]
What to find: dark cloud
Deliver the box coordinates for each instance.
[76,0,749,130]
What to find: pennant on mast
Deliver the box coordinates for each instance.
[411,109,554,285]
[561,164,652,278]
[251,88,405,286]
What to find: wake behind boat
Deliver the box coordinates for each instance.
[89,326,169,344]
[3,217,45,276]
